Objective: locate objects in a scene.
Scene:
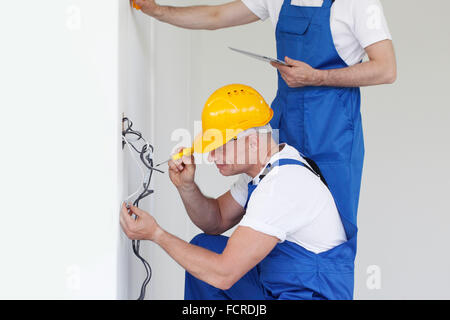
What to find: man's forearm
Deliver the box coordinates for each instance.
[154,228,230,289]
[317,59,397,88]
[153,5,221,30]
[315,40,397,87]
[178,183,222,234]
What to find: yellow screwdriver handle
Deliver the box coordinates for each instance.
[132,0,142,10]
[171,147,194,161]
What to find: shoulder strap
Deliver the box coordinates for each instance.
[271,159,307,169]
[269,158,329,189]
[322,0,334,9]
[302,157,329,189]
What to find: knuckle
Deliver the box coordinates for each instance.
[182,156,192,164]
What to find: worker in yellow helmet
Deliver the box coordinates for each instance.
[120,84,354,300]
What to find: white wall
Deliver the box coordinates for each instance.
[354,0,450,299]
[0,0,157,299]
[147,2,194,300]
[118,0,156,299]
[0,0,123,299]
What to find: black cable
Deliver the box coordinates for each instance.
[122,117,162,300]
[133,143,154,300]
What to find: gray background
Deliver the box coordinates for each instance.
[139,0,450,299]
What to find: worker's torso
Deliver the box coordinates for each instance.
[243,0,392,66]
[244,156,357,300]
[233,144,347,254]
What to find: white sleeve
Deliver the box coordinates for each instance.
[241,0,270,21]
[351,0,392,48]
[230,174,251,208]
[238,167,323,242]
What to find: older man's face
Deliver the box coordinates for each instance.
[208,137,250,176]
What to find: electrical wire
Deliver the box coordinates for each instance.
[122,135,147,203]
[122,117,163,300]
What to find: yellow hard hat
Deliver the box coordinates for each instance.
[193,84,273,154]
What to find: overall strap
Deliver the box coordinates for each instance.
[269,159,329,189]
[245,158,329,210]
[322,0,334,9]
[302,157,329,189]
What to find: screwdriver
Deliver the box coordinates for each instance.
[132,0,142,10]
[155,147,194,168]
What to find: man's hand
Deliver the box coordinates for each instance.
[120,203,161,242]
[271,40,397,88]
[131,0,161,18]
[271,56,326,88]
[168,147,196,190]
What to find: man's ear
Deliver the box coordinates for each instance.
[248,134,258,151]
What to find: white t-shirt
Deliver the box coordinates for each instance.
[230,144,347,254]
[242,0,392,66]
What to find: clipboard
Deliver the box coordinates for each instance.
[229,47,290,66]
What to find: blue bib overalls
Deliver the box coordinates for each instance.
[271,0,364,235]
[185,158,357,300]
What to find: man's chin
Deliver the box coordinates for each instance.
[216,164,234,176]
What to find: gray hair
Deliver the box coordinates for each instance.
[236,124,273,139]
